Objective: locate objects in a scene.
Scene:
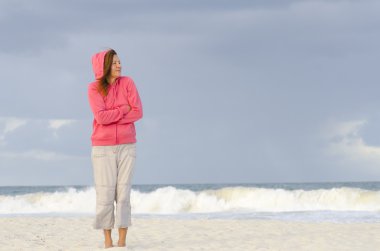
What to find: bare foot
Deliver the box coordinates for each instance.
[117,241,126,247]
[105,240,113,249]
[104,229,113,249]
[118,227,127,247]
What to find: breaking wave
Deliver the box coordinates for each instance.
[1,186,380,215]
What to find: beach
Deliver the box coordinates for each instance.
[1,183,380,250]
[0,216,379,251]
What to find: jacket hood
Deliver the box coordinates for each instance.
[91,50,110,80]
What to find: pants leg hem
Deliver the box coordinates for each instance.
[93,224,115,230]
[114,223,132,229]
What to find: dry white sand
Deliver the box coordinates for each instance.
[0,216,379,251]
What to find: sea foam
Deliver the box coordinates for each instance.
[1,186,380,215]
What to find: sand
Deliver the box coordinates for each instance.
[0,216,378,250]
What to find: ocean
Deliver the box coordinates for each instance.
[1,182,380,223]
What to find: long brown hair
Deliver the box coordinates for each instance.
[97,49,117,96]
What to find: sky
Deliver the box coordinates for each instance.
[1,0,380,185]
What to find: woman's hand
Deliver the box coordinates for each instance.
[119,104,131,114]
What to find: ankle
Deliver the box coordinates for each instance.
[118,241,126,247]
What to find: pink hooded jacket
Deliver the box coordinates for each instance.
[88,50,143,146]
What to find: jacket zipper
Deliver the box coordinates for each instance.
[114,82,118,145]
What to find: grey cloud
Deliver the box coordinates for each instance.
[0,118,90,156]
[0,0,315,54]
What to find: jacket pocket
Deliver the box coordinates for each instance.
[92,124,115,141]
[118,123,135,140]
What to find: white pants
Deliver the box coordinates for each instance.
[91,143,136,229]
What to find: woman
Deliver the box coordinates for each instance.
[88,49,143,248]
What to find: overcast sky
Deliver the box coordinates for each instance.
[1,0,380,185]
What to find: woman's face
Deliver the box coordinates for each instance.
[110,54,121,78]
